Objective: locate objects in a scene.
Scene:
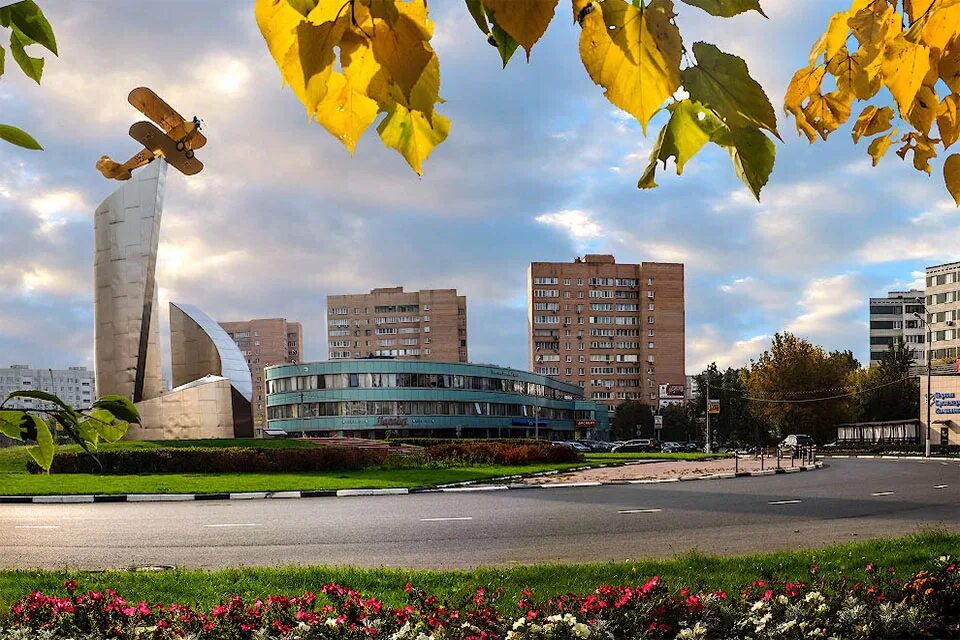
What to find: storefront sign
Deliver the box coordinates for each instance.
[575,419,597,427]
[377,416,408,427]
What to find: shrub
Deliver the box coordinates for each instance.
[424,442,581,466]
[26,446,388,474]
[387,438,540,448]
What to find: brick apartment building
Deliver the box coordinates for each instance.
[528,255,684,409]
[327,287,467,363]
[219,318,303,431]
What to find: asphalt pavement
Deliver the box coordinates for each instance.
[0,458,956,570]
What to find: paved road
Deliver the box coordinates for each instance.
[0,459,956,570]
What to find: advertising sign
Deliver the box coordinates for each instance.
[658,383,685,399]
[707,399,721,414]
[575,419,597,427]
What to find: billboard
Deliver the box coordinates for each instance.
[707,399,720,414]
[658,383,685,399]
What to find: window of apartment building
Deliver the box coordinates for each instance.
[330,307,349,315]
[565,342,572,349]
[648,316,655,323]
[577,291,584,298]
[648,342,655,349]
[591,303,613,311]
[565,355,572,362]
[563,278,571,285]
[578,368,585,375]
[648,329,655,337]
[616,303,637,311]
[647,277,655,285]
[647,290,655,299]
[533,289,559,297]
[579,355,585,362]
[535,315,560,323]
[565,367,572,375]
[578,343,585,350]
[648,303,655,311]
[534,277,559,285]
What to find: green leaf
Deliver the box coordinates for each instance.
[0,410,25,440]
[682,41,780,139]
[0,124,40,149]
[6,389,70,410]
[639,99,725,188]
[679,0,766,17]
[92,395,141,424]
[489,15,519,68]
[9,24,43,83]
[713,126,776,200]
[7,1,56,55]
[26,418,54,472]
[465,0,491,34]
[82,408,128,443]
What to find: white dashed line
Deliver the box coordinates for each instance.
[420,517,473,522]
[15,525,60,529]
[768,499,802,505]
[871,491,895,497]
[202,523,261,528]
[618,508,663,514]
[934,484,949,489]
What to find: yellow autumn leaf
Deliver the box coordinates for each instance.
[906,84,940,134]
[907,1,960,52]
[849,3,900,68]
[377,102,450,175]
[576,0,683,133]
[366,4,435,103]
[852,105,894,143]
[868,128,898,166]
[784,65,825,142]
[945,153,960,205]
[290,18,349,114]
[938,93,960,147]
[897,131,939,173]
[824,11,850,61]
[802,90,853,140]
[940,38,960,93]
[828,47,882,99]
[255,0,306,89]
[882,34,931,115]
[904,0,936,23]
[480,0,558,58]
[313,71,380,154]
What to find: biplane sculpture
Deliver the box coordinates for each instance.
[96,87,206,180]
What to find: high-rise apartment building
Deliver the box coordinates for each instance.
[528,255,685,408]
[925,260,960,361]
[868,290,926,367]
[219,318,303,431]
[0,365,95,410]
[326,287,468,362]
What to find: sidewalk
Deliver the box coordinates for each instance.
[518,456,808,484]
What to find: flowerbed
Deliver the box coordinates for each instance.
[422,442,581,466]
[3,557,956,639]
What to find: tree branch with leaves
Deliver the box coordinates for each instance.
[0,391,138,473]
[0,0,55,150]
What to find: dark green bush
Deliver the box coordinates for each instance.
[26,446,388,474]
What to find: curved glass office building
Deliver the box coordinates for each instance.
[265,360,609,440]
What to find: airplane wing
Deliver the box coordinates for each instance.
[128,87,185,134]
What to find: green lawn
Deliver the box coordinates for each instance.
[0,531,955,613]
[0,463,588,495]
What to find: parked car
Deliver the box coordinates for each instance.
[611,438,657,453]
[660,441,684,453]
[555,440,592,452]
[779,434,816,457]
[579,439,613,452]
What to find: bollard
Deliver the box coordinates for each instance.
[791,447,795,467]
[777,446,781,469]
[761,448,764,471]
[735,451,738,474]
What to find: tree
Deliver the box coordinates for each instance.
[257,0,960,204]
[611,400,653,440]
[0,1,56,150]
[659,403,699,442]
[848,337,920,422]
[744,332,859,444]
[690,363,769,446]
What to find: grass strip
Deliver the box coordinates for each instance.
[0,531,955,614]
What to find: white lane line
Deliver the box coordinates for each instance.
[420,517,473,522]
[15,525,60,529]
[871,491,895,497]
[202,523,261,528]
[768,499,802,505]
[618,508,663,514]
[934,484,949,489]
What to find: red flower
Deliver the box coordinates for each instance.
[62,580,77,594]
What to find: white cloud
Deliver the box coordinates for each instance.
[535,209,603,243]
[687,325,770,372]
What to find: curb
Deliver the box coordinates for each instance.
[824,455,958,462]
[0,462,825,504]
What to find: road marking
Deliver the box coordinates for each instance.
[871,491,895,497]
[202,523,261,528]
[934,484,949,489]
[618,508,662,514]
[420,517,473,522]
[15,525,60,529]
[768,499,802,505]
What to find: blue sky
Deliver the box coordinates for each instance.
[0,0,957,376]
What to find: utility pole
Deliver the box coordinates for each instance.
[705,378,711,454]
[914,304,932,458]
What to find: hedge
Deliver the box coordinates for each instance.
[26,446,388,474]
[423,441,581,465]
[387,437,544,448]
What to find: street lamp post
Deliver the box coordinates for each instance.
[914,305,932,458]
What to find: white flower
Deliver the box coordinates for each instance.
[573,622,591,638]
[513,618,527,630]
[778,595,789,605]
[325,618,340,628]
[804,591,824,603]
[751,600,766,612]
